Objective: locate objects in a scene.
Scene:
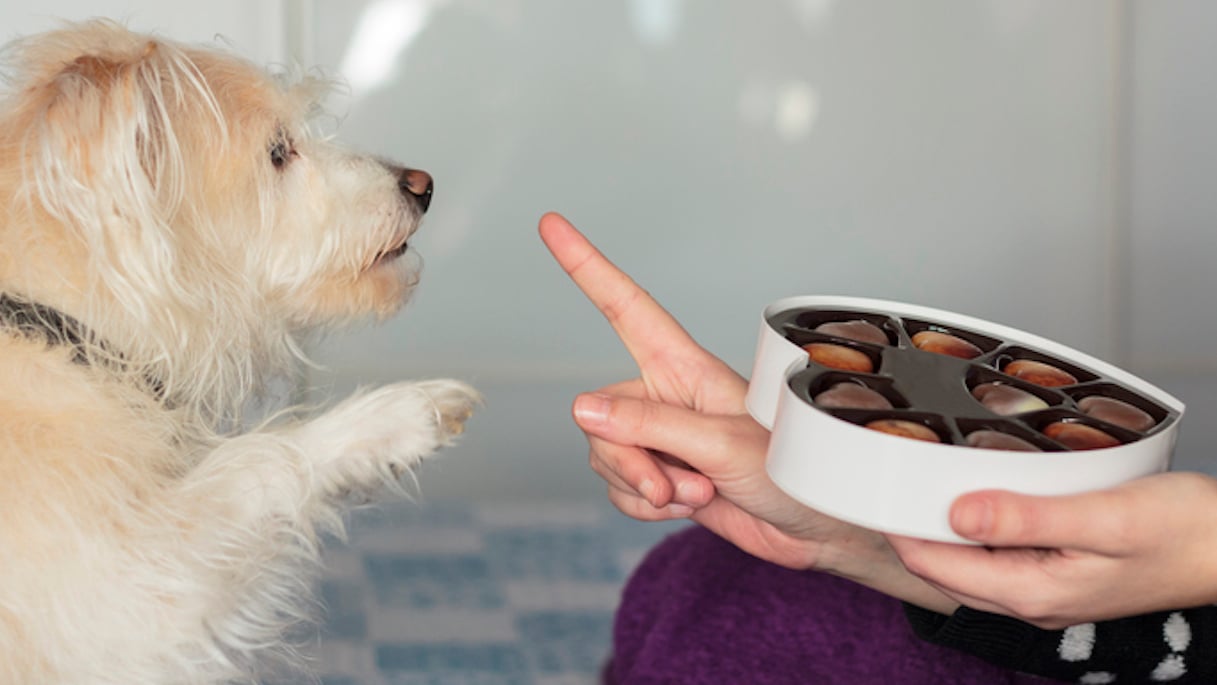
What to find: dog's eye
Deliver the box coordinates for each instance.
[269,134,296,170]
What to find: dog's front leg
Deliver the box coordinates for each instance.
[168,380,479,673]
[186,379,479,516]
[292,378,482,499]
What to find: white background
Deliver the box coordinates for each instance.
[3,1,1214,500]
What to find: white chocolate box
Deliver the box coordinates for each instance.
[745,296,1186,544]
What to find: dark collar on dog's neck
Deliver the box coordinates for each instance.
[0,293,91,364]
[0,293,165,399]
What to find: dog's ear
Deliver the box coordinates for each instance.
[35,41,179,202]
[23,36,222,306]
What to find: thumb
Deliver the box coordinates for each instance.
[950,488,1125,554]
[573,392,760,477]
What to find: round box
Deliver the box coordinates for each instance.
[745,296,1185,544]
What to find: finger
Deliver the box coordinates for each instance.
[586,435,675,507]
[888,534,1003,584]
[949,488,1134,555]
[886,535,1021,612]
[538,212,704,369]
[573,391,764,480]
[597,378,734,433]
[607,487,696,522]
[584,379,716,506]
[594,381,703,470]
[596,378,646,398]
[658,458,716,507]
[587,434,715,509]
[888,534,1083,625]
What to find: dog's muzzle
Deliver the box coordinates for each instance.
[392,166,433,213]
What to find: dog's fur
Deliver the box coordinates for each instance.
[0,20,479,684]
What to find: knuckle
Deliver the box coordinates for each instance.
[609,489,663,522]
[728,415,769,450]
[587,450,607,475]
[597,287,641,327]
[601,394,647,434]
[631,398,660,433]
[988,495,1040,542]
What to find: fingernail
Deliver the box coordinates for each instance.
[638,478,657,505]
[573,393,610,425]
[675,480,701,506]
[667,504,694,518]
[953,498,992,538]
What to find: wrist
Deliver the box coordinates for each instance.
[818,529,961,615]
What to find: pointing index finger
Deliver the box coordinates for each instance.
[539,212,702,368]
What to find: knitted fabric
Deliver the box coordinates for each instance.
[604,525,1054,685]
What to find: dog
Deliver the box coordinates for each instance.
[0,20,479,684]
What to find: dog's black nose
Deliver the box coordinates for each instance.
[398,168,433,213]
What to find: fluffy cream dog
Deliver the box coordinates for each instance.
[0,20,479,684]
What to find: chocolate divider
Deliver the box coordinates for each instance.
[773,304,1182,452]
[787,371,951,438]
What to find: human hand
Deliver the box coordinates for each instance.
[539,212,954,608]
[888,470,1217,629]
[536,211,743,506]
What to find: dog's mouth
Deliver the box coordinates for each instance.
[373,237,410,265]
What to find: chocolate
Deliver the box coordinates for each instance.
[1078,395,1155,432]
[965,430,1042,452]
[971,382,1049,416]
[911,330,982,360]
[864,419,941,443]
[778,304,1176,452]
[1003,359,1077,388]
[803,343,874,373]
[814,320,888,345]
[813,382,893,410]
[1043,421,1120,450]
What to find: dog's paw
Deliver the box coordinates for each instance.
[411,379,480,443]
[299,380,481,494]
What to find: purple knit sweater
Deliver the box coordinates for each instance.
[604,525,1053,685]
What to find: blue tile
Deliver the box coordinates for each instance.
[604,515,690,547]
[313,501,672,683]
[365,555,503,609]
[320,579,368,640]
[376,643,527,672]
[366,554,491,582]
[484,530,621,581]
[357,500,478,530]
[384,674,532,685]
[516,611,614,673]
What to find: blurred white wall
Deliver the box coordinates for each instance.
[1,1,1214,496]
[1125,1,1217,372]
[310,0,1122,377]
[0,3,289,64]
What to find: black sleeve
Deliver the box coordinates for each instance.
[904,602,1217,683]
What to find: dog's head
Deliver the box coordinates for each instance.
[0,20,432,413]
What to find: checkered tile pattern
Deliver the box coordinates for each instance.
[297,500,685,685]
